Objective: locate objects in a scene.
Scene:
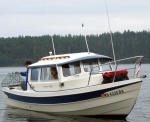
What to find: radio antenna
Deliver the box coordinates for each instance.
[51,36,60,82]
[105,0,116,62]
[51,36,56,56]
[82,23,90,54]
[105,0,117,82]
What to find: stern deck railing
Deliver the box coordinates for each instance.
[88,56,144,85]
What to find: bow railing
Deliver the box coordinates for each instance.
[1,73,25,87]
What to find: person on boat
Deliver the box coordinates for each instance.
[51,67,58,80]
[16,61,32,90]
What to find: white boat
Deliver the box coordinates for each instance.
[1,52,146,119]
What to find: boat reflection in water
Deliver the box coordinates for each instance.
[3,107,128,122]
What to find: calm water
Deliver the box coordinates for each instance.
[0,65,150,122]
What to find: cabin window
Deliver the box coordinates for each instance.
[41,67,50,81]
[62,61,81,77]
[100,59,112,71]
[82,59,99,72]
[101,63,111,71]
[30,68,39,81]
[41,67,58,81]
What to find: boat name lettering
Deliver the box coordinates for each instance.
[43,85,53,88]
[101,90,124,97]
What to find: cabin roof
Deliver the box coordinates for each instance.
[28,52,112,68]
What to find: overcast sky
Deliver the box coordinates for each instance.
[0,0,150,37]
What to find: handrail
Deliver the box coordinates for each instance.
[87,56,143,86]
[1,73,25,87]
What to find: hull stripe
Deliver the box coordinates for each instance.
[4,81,142,104]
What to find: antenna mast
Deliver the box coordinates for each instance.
[105,0,116,62]
[51,36,56,56]
[82,23,90,54]
[51,36,60,81]
[105,0,117,83]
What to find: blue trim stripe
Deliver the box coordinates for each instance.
[5,81,142,104]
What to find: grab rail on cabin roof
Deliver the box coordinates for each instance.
[88,56,143,86]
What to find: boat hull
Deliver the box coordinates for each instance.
[2,78,142,118]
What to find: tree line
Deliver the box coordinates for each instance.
[0,30,150,66]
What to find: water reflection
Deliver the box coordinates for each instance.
[3,107,128,122]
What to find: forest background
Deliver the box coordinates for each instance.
[0,30,149,66]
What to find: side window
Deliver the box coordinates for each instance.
[101,64,112,71]
[92,59,99,71]
[31,68,39,81]
[82,59,99,72]
[100,59,112,71]
[41,67,58,81]
[62,61,81,77]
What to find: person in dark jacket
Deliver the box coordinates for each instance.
[16,61,32,90]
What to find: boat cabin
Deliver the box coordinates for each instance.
[27,52,113,91]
